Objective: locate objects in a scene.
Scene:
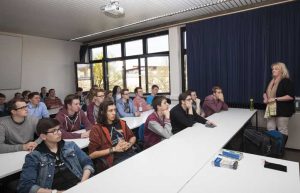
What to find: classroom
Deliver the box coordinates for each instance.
[0,0,299,193]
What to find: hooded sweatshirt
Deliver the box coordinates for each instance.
[55,108,92,139]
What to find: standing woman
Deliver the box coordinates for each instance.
[263,62,295,144]
[88,100,136,173]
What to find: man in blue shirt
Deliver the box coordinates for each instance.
[147,85,159,105]
[28,92,49,119]
[116,88,140,117]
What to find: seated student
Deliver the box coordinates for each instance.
[133,87,152,112]
[0,99,39,153]
[112,85,122,102]
[18,118,94,193]
[188,90,205,117]
[116,88,140,118]
[40,86,48,102]
[147,85,159,105]
[22,90,31,103]
[87,89,105,124]
[45,89,63,109]
[89,100,136,172]
[144,96,173,149]
[170,92,215,134]
[0,93,9,117]
[105,90,113,102]
[14,92,22,100]
[55,94,91,139]
[75,87,86,107]
[202,86,228,117]
[27,92,49,119]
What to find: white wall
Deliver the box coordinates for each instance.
[0,32,81,101]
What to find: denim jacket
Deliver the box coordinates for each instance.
[18,141,94,193]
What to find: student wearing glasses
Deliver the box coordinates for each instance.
[87,89,105,124]
[170,92,215,134]
[116,88,140,118]
[0,98,39,153]
[202,86,228,117]
[89,100,136,173]
[18,118,94,193]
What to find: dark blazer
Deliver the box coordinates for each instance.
[275,78,295,117]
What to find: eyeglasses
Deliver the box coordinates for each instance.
[123,93,129,95]
[46,128,61,135]
[97,95,105,98]
[14,105,28,110]
[185,98,192,101]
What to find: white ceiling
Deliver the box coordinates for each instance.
[0,0,292,43]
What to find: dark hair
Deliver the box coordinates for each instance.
[76,87,83,92]
[152,96,167,111]
[105,90,112,97]
[36,118,60,135]
[22,90,31,98]
[48,89,55,93]
[151,85,159,90]
[64,94,79,109]
[97,100,119,125]
[28,92,40,99]
[134,87,142,94]
[7,98,26,112]
[0,93,5,98]
[121,88,129,95]
[178,92,190,105]
[212,86,222,93]
[112,86,121,96]
[41,87,46,90]
[14,92,21,98]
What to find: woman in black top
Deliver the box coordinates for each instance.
[263,62,295,143]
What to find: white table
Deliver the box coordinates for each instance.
[0,130,89,179]
[180,152,300,193]
[48,107,61,115]
[121,109,153,129]
[64,108,257,193]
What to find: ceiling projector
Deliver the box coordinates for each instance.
[102,0,125,17]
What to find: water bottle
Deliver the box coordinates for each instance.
[213,157,238,170]
[250,98,254,111]
[139,102,143,112]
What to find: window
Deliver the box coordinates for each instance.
[147,35,169,53]
[91,47,103,60]
[76,63,91,91]
[125,39,143,56]
[79,31,170,94]
[147,56,169,92]
[107,43,121,58]
[107,61,124,90]
[93,63,104,88]
[125,59,139,92]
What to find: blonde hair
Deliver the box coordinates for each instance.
[271,62,290,79]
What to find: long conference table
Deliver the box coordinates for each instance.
[0,110,153,179]
[62,108,300,193]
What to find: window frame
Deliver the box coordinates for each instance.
[83,31,170,94]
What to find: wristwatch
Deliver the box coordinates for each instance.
[52,190,57,193]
